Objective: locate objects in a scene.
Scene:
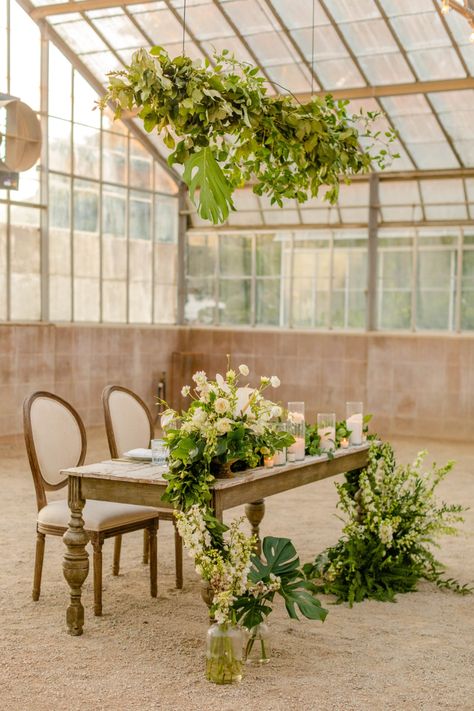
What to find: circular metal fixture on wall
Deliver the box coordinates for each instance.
[0,97,42,172]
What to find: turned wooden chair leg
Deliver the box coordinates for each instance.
[148,521,158,598]
[143,528,149,565]
[112,535,122,576]
[174,523,183,590]
[32,531,45,601]
[91,534,104,616]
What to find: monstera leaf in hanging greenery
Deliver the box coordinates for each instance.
[233,536,328,630]
[100,46,398,224]
[182,147,235,224]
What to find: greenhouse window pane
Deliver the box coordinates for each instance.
[73,180,100,322]
[49,174,72,321]
[380,0,434,15]
[103,185,126,239]
[155,196,178,243]
[417,250,456,330]
[181,3,234,40]
[185,277,215,324]
[407,48,465,81]
[49,118,71,173]
[246,32,293,66]
[292,278,329,329]
[461,250,474,330]
[378,250,412,329]
[357,53,414,86]
[92,14,148,49]
[219,235,252,276]
[103,131,127,184]
[49,44,72,121]
[256,279,282,326]
[73,72,100,128]
[379,180,420,206]
[266,64,311,93]
[186,234,217,278]
[129,235,152,323]
[424,205,467,221]
[55,19,107,54]
[256,234,281,276]
[233,189,260,211]
[130,191,152,241]
[420,179,465,204]
[324,0,380,22]
[201,36,254,64]
[292,26,348,62]
[130,139,152,190]
[227,211,263,226]
[10,1,40,109]
[316,58,365,89]
[390,12,451,50]
[219,279,251,325]
[10,206,41,321]
[222,0,273,34]
[269,0,329,29]
[74,124,100,179]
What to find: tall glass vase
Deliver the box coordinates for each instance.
[243,622,271,664]
[206,623,244,684]
[287,401,305,461]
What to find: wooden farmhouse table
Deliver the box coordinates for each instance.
[61,443,372,636]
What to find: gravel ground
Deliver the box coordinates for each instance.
[1,429,473,711]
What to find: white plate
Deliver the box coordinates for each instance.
[123,448,153,460]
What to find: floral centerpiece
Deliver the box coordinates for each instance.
[160,363,328,684]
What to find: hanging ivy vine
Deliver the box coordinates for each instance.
[100,47,398,224]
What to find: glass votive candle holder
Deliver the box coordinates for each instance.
[151,438,168,465]
[272,422,287,466]
[346,401,363,446]
[317,413,336,452]
[287,402,305,461]
[264,455,275,468]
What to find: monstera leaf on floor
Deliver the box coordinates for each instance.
[182,147,235,224]
[234,536,328,629]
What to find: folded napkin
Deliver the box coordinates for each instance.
[123,448,152,460]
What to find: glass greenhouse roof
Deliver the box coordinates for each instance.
[21,0,474,228]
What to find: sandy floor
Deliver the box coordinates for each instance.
[1,429,473,711]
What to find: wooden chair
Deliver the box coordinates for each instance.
[23,391,160,616]
[102,385,183,589]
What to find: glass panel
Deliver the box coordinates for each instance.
[54,19,107,53]
[49,44,72,120]
[103,131,127,183]
[181,2,234,40]
[256,234,281,276]
[222,0,273,33]
[10,206,41,321]
[129,236,152,323]
[49,174,72,321]
[130,190,152,241]
[245,32,293,67]
[155,195,178,243]
[378,249,412,329]
[324,0,380,22]
[417,250,455,330]
[49,119,71,173]
[133,8,187,44]
[0,205,7,320]
[270,0,329,29]
[155,162,179,195]
[73,124,100,179]
[185,277,215,324]
[187,233,216,277]
[92,14,147,48]
[130,138,152,190]
[102,185,127,323]
[219,279,251,326]
[266,64,311,93]
[10,1,40,109]
[256,279,281,326]
[73,179,100,322]
[219,234,252,276]
[407,48,465,81]
[461,249,474,331]
[73,71,100,128]
[316,58,365,89]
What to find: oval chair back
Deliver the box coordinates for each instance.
[23,391,87,512]
[102,385,154,459]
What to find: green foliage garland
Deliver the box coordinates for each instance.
[100,47,397,224]
[304,442,471,605]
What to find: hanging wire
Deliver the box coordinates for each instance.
[311,0,316,95]
[182,0,187,55]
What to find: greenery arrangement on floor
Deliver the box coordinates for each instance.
[304,442,471,605]
[100,47,397,223]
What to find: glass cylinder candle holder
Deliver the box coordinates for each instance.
[272,422,287,466]
[151,439,168,465]
[287,402,305,461]
[317,413,336,452]
[346,401,363,446]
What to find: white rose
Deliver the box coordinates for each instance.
[181,385,190,397]
[250,422,265,435]
[239,364,249,377]
[216,418,232,435]
[270,376,280,388]
[270,405,282,419]
[191,407,207,426]
[215,397,230,414]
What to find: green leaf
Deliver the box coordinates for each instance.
[182,147,235,224]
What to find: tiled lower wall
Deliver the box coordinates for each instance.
[1,323,473,441]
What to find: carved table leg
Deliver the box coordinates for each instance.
[245,499,265,557]
[62,476,89,636]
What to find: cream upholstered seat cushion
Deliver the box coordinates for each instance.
[38,499,159,532]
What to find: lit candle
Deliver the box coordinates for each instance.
[340,437,349,449]
[264,456,275,468]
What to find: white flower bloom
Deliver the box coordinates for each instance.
[260,376,270,385]
[238,364,249,377]
[215,397,230,414]
[270,375,280,388]
[216,417,233,435]
[160,409,176,429]
[234,386,254,416]
[288,410,305,424]
[192,370,207,385]
[250,422,265,435]
[181,385,190,397]
[226,369,236,380]
[191,407,207,427]
[270,405,282,419]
